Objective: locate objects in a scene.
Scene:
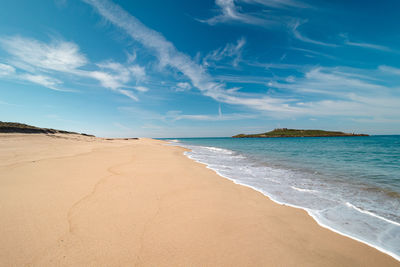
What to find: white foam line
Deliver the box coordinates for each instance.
[178,145,400,262]
[291,186,317,193]
[306,211,400,262]
[345,202,400,227]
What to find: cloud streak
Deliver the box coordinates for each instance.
[291,21,338,47]
[345,41,393,52]
[20,74,63,91]
[0,36,87,72]
[199,0,274,26]
[0,35,147,99]
[82,0,400,122]
[203,37,246,68]
[199,0,310,27]
[168,110,257,121]
[241,0,310,9]
[0,63,16,76]
[82,0,305,114]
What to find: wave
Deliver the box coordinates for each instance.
[202,146,235,155]
[291,186,318,193]
[345,202,400,227]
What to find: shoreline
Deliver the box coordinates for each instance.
[179,147,400,262]
[182,147,400,261]
[0,134,398,266]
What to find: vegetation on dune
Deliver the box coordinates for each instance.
[232,128,369,138]
[0,121,95,136]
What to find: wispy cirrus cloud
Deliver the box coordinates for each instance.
[268,66,391,97]
[96,61,146,82]
[0,35,148,99]
[175,82,192,92]
[345,41,393,52]
[203,37,246,68]
[0,63,16,76]
[379,65,400,75]
[199,0,309,27]
[241,0,310,9]
[0,36,87,72]
[202,1,397,57]
[171,112,257,121]
[82,0,400,123]
[290,20,338,47]
[0,61,73,92]
[20,74,63,91]
[163,109,258,122]
[117,89,138,101]
[339,33,395,52]
[82,0,304,114]
[288,47,338,60]
[291,23,396,53]
[199,0,271,26]
[265,66,400,119]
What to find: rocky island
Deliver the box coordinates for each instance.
[232,128,369,138]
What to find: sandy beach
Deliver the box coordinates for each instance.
[0,133,398,266]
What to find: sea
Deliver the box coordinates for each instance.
[164,136,400,260]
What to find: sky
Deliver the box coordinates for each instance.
[1,0,400,137]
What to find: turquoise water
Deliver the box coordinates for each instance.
[166,136,400,260]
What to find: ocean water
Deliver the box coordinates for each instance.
[165,136,400,260]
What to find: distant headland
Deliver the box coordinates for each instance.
[232,128,369,138]
[0,121,94,136]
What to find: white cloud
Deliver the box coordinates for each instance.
[82,0,299,113]
[241,0,310,9]
[0,63,16,76]
[291,29,395,52]
[199,0,310,27]
[269,66,387,96]
[264,66,400,119]
[0,35,148,100]
[134,86,148,92]
[345,41,393,52]
[0,36,87,72]
[379,65,400,75]
[83,0,400,121]
[129,65,146,81]
[203,37,246,67]
[167,110,257,121]
[295,96,400,118]
[117,89,138,101]
[199,0,279,27]
[288,47,337,60]
[93,61,146,90]
[339,33,394,52]
[82,1,216,91]
[96,61,145,81]
[291,21,338,47]
[175,82,191,91]
[126,51,137,63]
[20,74,63,90]
[88,70,122,90]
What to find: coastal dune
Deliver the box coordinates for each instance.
[0,134,398,266]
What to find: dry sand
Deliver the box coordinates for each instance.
[0,133,398,266]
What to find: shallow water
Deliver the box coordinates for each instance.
[164,136,400,260]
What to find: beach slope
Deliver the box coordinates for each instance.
[0,134,398,266]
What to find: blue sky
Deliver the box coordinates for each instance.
[1,0,400,137]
